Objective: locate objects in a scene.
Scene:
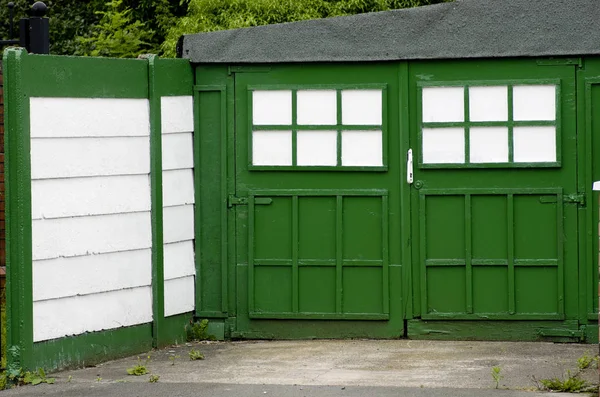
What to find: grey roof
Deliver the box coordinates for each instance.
[180,0,600,64]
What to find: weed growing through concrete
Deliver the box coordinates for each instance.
[169,355,180,366]
[186,319,216,341]
[491,366,503,389]
[534,353,598,393]
[67,375,72,383]
[576,351,598,370]
[189,349,205,361]
[149,375,160,383]
[127,356,150,376]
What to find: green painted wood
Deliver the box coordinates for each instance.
[22,54,148,98]
[145,55,165,349]
[33,324,153,372]
[193,70,230,317]
[409,58,578,323]
[4,48,34,371]
[233,63,402,335]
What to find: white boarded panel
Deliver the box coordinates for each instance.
[164,276,195,317]
[513,126,556,162]
[31,137,150,179]
[32,175,151,220]
[163,169,194,207]
[422,87,464,123]
[469,86,508,122]
[162,132,194,170]
[297,130,337,166]
[252,131,292,166]
[252,91,292,125]
[297,90,337,125]
[341,130,383,166]
[164,241,195,280]
[513,85,556,121]
[33,286,152,342]
[469,127,509,163]
[163,205,194,244]
[30,97,150,138]
[33,249,151,301]
[422,128,465,164]
[32,212,151,261]
[341,90,382,125]
[161,96,194,134]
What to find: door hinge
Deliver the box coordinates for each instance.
[563,193,586,206]
[537,327,585,341]
[536,57,582,68]
[228,195,248,207]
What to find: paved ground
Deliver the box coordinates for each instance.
[1,339,598,396]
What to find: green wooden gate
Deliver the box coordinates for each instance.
[408,59,579,324]
[195,58,592,341]
[231,64,406,338]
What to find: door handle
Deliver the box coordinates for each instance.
[407,149,413,184]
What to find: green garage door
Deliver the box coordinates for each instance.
[409,59,579,321]
[232,64,405,338]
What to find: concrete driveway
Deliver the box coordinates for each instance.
[1,339,598,396]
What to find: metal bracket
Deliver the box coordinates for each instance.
[563,193,585,206]
[537,327,585,341]
[228,195,248,207]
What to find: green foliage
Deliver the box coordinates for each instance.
[186,319,216,341]
[7,368,55,386]
[539,370,591,393]
[189,349,205,360]
[577,351,597,370]
[149,374,160,383]
[161,0,454,57]
[126,356,150,376]
[490,366,503,389]
[169,354,180,366]
[75,0,155,57]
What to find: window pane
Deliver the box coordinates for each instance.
[341,130,383,166]
[513,126,556,162]
[422,128,465,164]
[252,90,292,125]
[297,130,337,166]
[469,127,509,163]
[341,90,382,125]
[513,85,556,121]
[469,86,508,122]
[297,90,337,125]
[252,130,292,165]
[422,87,464,123]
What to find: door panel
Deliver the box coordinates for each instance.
[234,64,404,336]
[409,59,579,322]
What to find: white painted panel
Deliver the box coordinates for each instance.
[341,130,383,166]
[469,127,509,163]
[33,249,151,301]
[164,241,195,280]
[163,169,195,207]
[161,96,194,134]
[31,137,150,179]
[32,212,151,261]
[469,86,508,122]
[422,128,465,164]
[297,90,337,125]
[163,205,195,244]
[422,87,464,123]
[30,97,150,138]
[252,91,292,125]
[513,126,556,162]
[162,132,194,170]
[164,276,195,317]
[341,90,382,125]
[33,286,152,342]
[31,175,150,220]
[297,130,337,166]
[513,85,556,121]
[252,130,292,166]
